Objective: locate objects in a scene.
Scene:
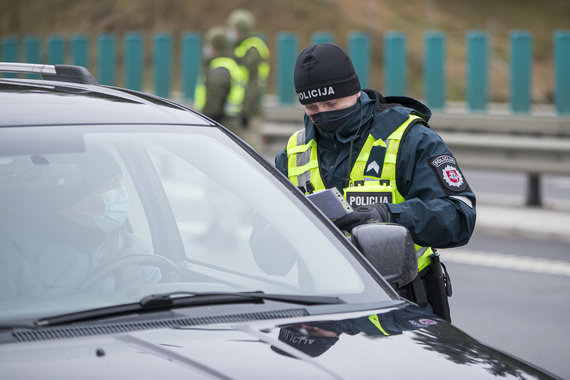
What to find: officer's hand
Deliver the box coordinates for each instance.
[241,116,249,129]
[333,203,391,233]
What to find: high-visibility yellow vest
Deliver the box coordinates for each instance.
[194,57,247,117]
[286,114,433,272]
[234,36,270,89]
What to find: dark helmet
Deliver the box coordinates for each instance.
[227,9,255,35]
[205,26,230,51]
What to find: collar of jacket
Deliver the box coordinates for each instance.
[204,51,234,65]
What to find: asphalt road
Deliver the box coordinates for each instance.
[258,153,570,377]
[440,231,570,379]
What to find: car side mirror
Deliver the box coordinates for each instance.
[351,223,418,289]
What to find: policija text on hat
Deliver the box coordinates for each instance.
[274,44,477,322]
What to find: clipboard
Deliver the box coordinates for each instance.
[307,188,353,220]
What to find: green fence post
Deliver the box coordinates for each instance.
[514,31,537,206]
[349,32,370,89]
[276,32,298,104]
[98,34,116,86]
[125,32,143,91]
[24,37,41,63]
[554,30,570,115]
[424,31,446,110]
[24,36,41,78]
[181,32,201,101]
[384,32,407,96]
[1,36,18,62]
[311,31,334,45]
[466,31,489,111]
[153,33,172,99]
[510,30,532,113]
[47,35,65,65]
[71,35,89,69]
[1,36,19,78]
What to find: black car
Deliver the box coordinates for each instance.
[0,63,559,379]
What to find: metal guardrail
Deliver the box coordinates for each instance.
[259,104,570,207]
[436,132,570,174]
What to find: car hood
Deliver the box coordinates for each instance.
[0,305,554,379]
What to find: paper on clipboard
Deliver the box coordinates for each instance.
[307,188,353,220]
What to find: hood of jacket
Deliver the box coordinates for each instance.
[364,88,432,123]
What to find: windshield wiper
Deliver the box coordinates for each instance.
[140,291,343,308]
[35,291,344,327]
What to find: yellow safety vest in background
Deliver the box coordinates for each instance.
[286,115,433,272]
[234,36,270,89]
[194,57,247,117]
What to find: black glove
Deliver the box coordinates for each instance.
[241,116,249,129]
[333,203,391,233]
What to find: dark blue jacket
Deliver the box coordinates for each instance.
[275,89,476,248]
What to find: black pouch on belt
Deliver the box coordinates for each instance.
[421,251,452,322]
[397,272,429,308]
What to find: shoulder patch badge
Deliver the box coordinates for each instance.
[364,145,386,178]
[366,161,380,175]
[409,318,438,328]
[428,154,467,193]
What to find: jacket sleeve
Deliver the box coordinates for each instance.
[386,124,476,248]
[275,146,288,177]
[240,47,263,117]
[200,67,231,122]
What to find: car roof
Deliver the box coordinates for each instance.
[0,63,212,127]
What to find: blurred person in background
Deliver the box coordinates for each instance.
[227,8,271,149]
[194,26,246,136]
[193,27,246,246]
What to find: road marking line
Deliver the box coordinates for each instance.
[439,249,570,277]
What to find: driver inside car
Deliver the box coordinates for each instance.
[0,145,161,300]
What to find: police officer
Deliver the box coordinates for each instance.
[194,26,246,136]
[275,44,477,321]
[227,9,270,147]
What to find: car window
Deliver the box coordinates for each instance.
[0,125,391,323]
[145,133,365,292]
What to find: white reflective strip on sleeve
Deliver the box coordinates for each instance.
[450,195,473,208]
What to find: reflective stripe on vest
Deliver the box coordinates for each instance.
[234,37,270,87]
[368,314,390,336]
[286,129,325,191]
[194,57,246,117]
[286,115,433,272]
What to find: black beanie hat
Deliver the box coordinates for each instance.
[294,43,361,105]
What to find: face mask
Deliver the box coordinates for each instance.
[202,45,214,60]
[78,186,130,233]
[310,101,359,133]
[227,29,238,43]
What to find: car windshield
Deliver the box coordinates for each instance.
[0,124,391,323]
